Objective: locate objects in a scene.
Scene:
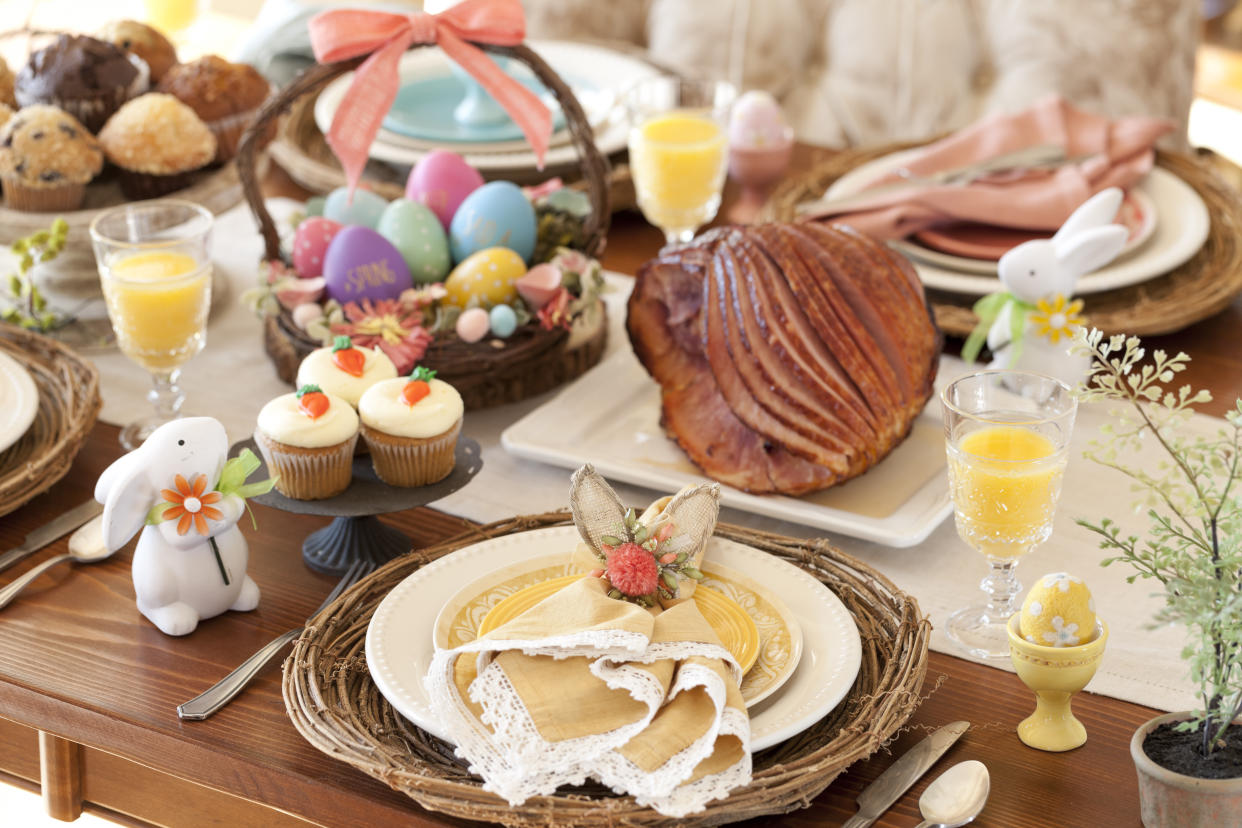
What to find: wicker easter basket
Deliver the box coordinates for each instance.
[284,513,931,826]
[237,43,612,409]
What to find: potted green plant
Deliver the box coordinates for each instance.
[1073,329,1242,827]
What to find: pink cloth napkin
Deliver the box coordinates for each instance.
[817,96,1174,240]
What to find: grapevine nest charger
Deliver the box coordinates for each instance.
[283,512,930,826]
[0,325,100,516]
[762,145,1242,338]
[236,41,613,410]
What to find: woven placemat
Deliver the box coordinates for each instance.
[283,512,930,826]
[0,325,100,516]
[762,145,1242,338]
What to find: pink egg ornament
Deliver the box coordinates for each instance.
[455,307,491,343]
[405,150,485,231]
[515,263,564,310]
[291,217,344,278]
[322,226,414,304]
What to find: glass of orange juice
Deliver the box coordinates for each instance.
[90,200,213,450]
[623,77,736,244]
[942,371,1077,658]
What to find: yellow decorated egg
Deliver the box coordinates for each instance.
[1019,572,1097,647]
[444,247,526,308]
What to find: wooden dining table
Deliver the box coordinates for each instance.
[1,144,1241,828]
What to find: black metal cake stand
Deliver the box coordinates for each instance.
[232,437,483,575]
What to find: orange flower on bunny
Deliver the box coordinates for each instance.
[160,474,224,536]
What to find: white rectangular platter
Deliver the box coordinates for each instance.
[502,346,952,547]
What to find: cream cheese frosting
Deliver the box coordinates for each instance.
[296,344,397,407]
[257,389,358,448]
[359,377,463,439]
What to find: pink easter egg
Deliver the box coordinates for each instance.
[323,226,413,304]
[515,263,563,310]
[405,150,484,230]
[728,90,790,149]
[455,307,491,343]
[292,217,344,278]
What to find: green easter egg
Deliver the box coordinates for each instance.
[376,198,451,284]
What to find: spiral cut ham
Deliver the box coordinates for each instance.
[627,223,941,495]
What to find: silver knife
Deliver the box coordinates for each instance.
[841,721,970,828]
[0,499,103,573]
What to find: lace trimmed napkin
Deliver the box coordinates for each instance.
[424,466,751,816]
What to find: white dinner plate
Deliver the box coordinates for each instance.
[366,527,861,751]
[824,149,1210,295]
[0,352,38,453]
[315,41,660,171]
[501,347,952,548]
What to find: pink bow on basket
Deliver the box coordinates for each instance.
[308,0,553,194]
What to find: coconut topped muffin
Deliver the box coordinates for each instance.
[98,93,215,175]
[15,34,147,132]
[98,20,178,83]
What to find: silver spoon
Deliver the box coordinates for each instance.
[0,515,111,610]
[914,759,990,828]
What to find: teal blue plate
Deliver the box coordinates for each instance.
[382,75,569,144]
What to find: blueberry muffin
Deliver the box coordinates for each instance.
[97,20,178,84]
[158,56,272,162]
[97,93,216,200]
[15,35,148,132]
[0,105,103,211]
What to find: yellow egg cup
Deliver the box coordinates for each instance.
[1007,615,1109,752]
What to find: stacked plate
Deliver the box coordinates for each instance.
[365,526,863,751]
[314,40,662,173]
[824,149,1212,296]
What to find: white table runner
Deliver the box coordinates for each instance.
[77,200,1204,716]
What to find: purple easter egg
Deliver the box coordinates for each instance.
[323,226,413,304]
[405,150,484,230]
[292,217,344,278]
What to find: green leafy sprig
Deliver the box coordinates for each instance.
[1073,328,1242,757]
[2,218,69,332]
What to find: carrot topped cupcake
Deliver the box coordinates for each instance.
[296,335,397,408]
[255,383,358,500]
[358,367,463,486]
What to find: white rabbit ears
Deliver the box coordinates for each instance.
[1052,188,1123,247]
[1050,187,1129,281]
[568,465,720,554]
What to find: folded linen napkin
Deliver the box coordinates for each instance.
[815,95,1174,241]
[425,467,750,816]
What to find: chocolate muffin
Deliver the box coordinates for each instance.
[158,55,272,162]
[0,105,103,211]
[98,93,215,199]
[98,20,178,84]
[15,35,149,132]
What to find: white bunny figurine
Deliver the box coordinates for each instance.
[977,188,1129,386]
[95,417,260,636]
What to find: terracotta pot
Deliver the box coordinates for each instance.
[1131,712,1242,827]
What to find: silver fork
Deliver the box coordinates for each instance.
[176,559,372,721]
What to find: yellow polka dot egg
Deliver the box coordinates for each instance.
[443,247,527,308]
[1019,572,1098,647]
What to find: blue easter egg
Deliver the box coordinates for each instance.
[305,196,326,217]
[322,226,413,304]
[489,304,518,338]
[449,181,536,263]
[376,199,451,284]
[323,187,389,229]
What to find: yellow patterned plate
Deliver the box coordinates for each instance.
[478,575,761,674]
[433,554,802,708]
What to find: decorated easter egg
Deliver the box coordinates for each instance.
[376,199,452,285]
[323,187,388,229]
[729,90,790,149]
[305,196,326,217]
[292,217,344,278]
[1019,572,1097,648]
[449,181,537,263]
[489,304,518,338]
[444,247,527,308]
[323,226,413,304]
[456,307,490,343]
[405,150,484,230]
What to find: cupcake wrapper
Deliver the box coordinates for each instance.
[362,420,460,487]
[255,430,358,500]
[1,178,85,211]
[116,168,199,200]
